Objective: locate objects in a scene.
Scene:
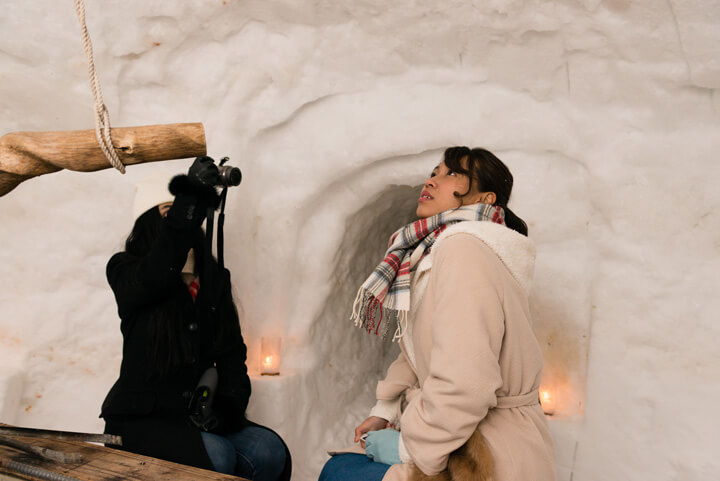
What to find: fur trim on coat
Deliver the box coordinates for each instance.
[414,221,535,296]
[408,429,494,481]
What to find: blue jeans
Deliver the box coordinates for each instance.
[319,453,391,481]
[201,426,286,481]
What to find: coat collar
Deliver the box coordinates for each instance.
[414,221,536,294]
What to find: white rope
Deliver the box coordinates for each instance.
[73,0,125,173]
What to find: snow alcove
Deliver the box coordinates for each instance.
[245,182,422,479]
[229,137,594,480]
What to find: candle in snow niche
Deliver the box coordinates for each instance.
[539,388,555,416]
[260,337,280,375]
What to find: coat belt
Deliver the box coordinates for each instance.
[495,391,539,409]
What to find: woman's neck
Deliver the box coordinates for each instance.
[181,250,195,285]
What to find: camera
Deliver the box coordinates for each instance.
[215,156,242,187]
[188,155,242,190]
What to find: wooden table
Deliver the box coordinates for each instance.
[0,435,247,481]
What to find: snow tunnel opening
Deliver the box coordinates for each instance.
[312,183,421,357]
[285,183,422,468]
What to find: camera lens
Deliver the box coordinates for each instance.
[218,165,242,187]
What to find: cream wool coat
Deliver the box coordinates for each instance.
[373,221,557,481]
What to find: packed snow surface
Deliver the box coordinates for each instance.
[1,1,719,480]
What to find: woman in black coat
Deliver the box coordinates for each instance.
[101,161,291,481]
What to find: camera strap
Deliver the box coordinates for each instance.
[202,186,229,297]
[217,187,228,271]
[204,206,214,293]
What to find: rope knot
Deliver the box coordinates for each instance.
[74,0,125,174]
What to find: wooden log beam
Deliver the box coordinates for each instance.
[0,123,206,197]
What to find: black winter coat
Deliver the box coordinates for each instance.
[100,193,251,470]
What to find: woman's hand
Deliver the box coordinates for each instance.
[355,416,392,445]
[188,156,219,187]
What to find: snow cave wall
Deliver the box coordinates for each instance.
[1,1,719,480]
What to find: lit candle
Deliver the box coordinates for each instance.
[260,337,280,376]
[263,355,274,370]
[540,389,555,415]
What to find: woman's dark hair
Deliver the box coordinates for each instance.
[125,206,165,256]
[443,146,528,236]
[125,205,242,376]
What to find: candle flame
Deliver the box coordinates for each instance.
[260,337,281,375]
[539,389,555,416]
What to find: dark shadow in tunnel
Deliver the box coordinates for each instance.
[310,183,422,371]
[302,183,421,440]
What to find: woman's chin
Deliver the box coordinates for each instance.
[416,205,434,219]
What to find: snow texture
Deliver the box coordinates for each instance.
[1,1,719,480]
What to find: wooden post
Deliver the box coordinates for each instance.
[0,123,206,197]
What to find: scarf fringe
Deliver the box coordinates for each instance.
[392,310,408,342]
[351,288,407,341]
[351,288,366,327]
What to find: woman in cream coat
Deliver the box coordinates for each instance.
[320,147,556,481]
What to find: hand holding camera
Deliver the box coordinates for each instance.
[169,155,241,224]
[188,156,220,187]
[188,156,242,188]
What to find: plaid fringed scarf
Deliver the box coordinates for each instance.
[351,203,505,340]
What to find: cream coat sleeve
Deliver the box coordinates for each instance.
[399,234,505,475]
[376,349,419,402]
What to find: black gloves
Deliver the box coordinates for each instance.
[167,157,222,227]
[188,156,220,188]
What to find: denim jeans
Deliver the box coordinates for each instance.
[201,426,286,481]
[318,453,391,481]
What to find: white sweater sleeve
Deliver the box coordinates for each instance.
[369,398,401,425]
[398,434,411,463]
